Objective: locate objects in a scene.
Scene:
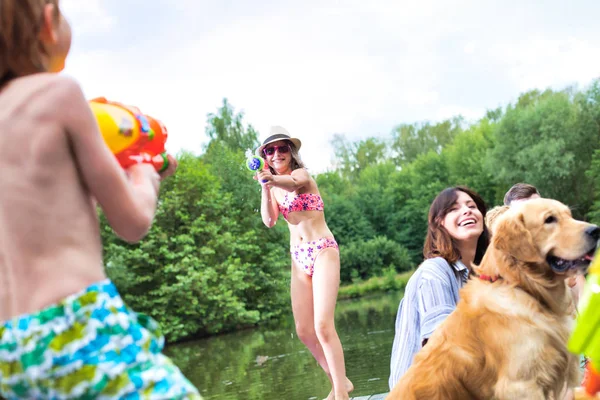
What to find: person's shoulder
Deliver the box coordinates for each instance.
[419,257,450,270]
[1,74,84,120]
[412,257,453,284]
[291,167,314,188]
[40,74,85,102]
[14,73,85,108]
[291,167,310,177]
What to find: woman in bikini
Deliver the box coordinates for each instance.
[254,126,353,400]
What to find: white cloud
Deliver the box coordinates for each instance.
[61,0,600,173]
[489,36,600,93]
[60,0,116,35]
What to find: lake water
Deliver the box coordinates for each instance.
[165,290,404,399]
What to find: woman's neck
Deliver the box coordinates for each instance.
[275,166,292,175]
[457,240,478,270]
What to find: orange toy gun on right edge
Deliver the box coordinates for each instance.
[90,97,169,173]
[568,251,600,399]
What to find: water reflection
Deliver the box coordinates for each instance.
[165,291,404,399]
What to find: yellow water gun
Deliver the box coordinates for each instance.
[568,256,600,397]
[90,97,169,172]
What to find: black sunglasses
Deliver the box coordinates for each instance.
[263,145,290,156]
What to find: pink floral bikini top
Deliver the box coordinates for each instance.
[278,192,325,220]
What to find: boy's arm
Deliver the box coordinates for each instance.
[57,76,159,243]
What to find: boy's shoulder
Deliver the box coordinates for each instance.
[0,74,87,125]
[32,73,83,100]
[5,73,84,105]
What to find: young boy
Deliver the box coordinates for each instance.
[0,1,201,398]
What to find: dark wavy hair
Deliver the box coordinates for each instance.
[423,186,490,265]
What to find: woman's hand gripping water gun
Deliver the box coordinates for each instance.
[568,252,600,398]
[90,97,171,174]
[246,150,271,185]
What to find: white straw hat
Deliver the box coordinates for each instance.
[256,126,302,156]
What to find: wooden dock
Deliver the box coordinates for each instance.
[350,394,388,399]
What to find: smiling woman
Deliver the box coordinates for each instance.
[388,186,490,389]
[253,126,354,400]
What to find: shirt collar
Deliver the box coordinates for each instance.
[453,260,469,282]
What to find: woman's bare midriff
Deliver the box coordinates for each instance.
[286,211,335,245]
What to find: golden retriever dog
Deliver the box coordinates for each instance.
[485,204,510,235]
[388,198,599,400]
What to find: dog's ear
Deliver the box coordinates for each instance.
[493,212,544,263]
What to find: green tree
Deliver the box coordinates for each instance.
[101,153,291,342]
[444,118,498,206]
[205,98,260,152]
[330,134,388,180]
[391,116,463,167]
[488,87,599,217]
[384,151,450,262]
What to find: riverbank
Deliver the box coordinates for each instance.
[165,290,404,399]
[338,269,414,300]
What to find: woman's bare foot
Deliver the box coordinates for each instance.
[324,377,354,400]
[346,377,354,393]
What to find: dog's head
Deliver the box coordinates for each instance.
[481,198,598,281]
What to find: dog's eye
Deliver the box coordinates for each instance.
[545,215,557,224]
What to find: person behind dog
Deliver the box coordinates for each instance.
[0,1,201,398]
[388,186,489,389]
[254,127,352,400]
[504,183,586,306]
[503,182,541,205]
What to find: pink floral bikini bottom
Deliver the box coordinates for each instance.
[290,237,339,276]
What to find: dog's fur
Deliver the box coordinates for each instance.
[388,198,597,400]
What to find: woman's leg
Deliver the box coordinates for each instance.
[290,260,332,381]
[312,248,352,399]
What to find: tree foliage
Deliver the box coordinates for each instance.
[100,79,600,342]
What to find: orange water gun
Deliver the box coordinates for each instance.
[568,253,600,398]
[90,97,169,172]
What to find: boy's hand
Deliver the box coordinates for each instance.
[159,154,178,180]
[127,163,160,195]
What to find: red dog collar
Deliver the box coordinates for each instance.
[479,274,499,282]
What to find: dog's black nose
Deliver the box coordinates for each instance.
[586,225,600,241]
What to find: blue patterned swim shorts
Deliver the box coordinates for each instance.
[0,279,202,399]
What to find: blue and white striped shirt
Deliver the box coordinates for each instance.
[388,257,469,390]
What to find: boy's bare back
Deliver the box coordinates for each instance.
[0,73,161,321]
[0,3,202,398]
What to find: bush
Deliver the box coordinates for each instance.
[340,236,413,283]
[338,268,413,299]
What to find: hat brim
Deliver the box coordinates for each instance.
[256,135,302,156]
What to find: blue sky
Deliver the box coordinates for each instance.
[61,0,600,173]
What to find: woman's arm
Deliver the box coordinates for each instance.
[257,168,311,192]
[260,185,280,228]
[417,260,459,344]
[389,259,458,389]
